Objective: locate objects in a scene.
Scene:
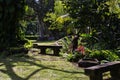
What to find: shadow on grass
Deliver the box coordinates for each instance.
[0,53,84,80]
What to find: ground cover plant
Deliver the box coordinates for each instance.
[58,35,120,63]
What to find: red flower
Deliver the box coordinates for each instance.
[76,45,85,55]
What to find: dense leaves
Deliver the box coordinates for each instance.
[64,0,120,49]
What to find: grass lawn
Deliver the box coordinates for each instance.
[0,50,89,80]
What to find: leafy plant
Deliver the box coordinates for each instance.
[64,0,120,49]
[58,36,72,53]
[89,50,119,61]
[24,40,32,48]
[66,52,84,62]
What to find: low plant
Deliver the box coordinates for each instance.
[88,50,120,61]
[66,52,85,62]
[60,36,72,53]
[58,35,87,62]
[24,39,32,48]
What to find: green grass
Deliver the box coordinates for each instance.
[0,52,89,80]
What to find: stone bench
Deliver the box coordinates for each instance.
[33,44,62,56]
[84,61,120,80]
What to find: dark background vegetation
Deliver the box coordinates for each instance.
[0,0,120,61]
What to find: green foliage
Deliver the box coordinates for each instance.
[65,53,73,61]
[58,36,72,53]
[21,6,37,36]
[54,1,65,14]
[44,0,74,35]
[64,0,120,49]
[59,36,85,62]
[24,40,32,48]
[61,40,70,53]
[89,50,119,61]
[44,0,65,30]
[106,0,120,15]
[66,52,85,62]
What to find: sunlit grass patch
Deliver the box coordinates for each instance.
[0,53,89,80]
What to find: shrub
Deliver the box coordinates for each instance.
[24,39,32,48]
[66,51,85,62]
[89,50,119,61]
[60,36,72,53]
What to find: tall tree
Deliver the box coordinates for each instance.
[0,0,26,50]
[26,0,55,40]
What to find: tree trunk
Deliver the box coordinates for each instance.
[37,18,45,40]
[26,0,55,40]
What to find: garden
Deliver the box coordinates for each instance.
[0,0,120,80]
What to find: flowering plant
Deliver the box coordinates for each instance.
[75,45,85,55]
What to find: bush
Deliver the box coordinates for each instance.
[89,50,119,61]
[66,51,85,62]
[24,40,32,48]
[60,36,72,53]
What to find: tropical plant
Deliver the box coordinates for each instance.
[88,50,119,61]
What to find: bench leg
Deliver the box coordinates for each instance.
[53,48,60,56]
[89,73,102,80]
[110,69,120,80]
[40,48,46,54]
